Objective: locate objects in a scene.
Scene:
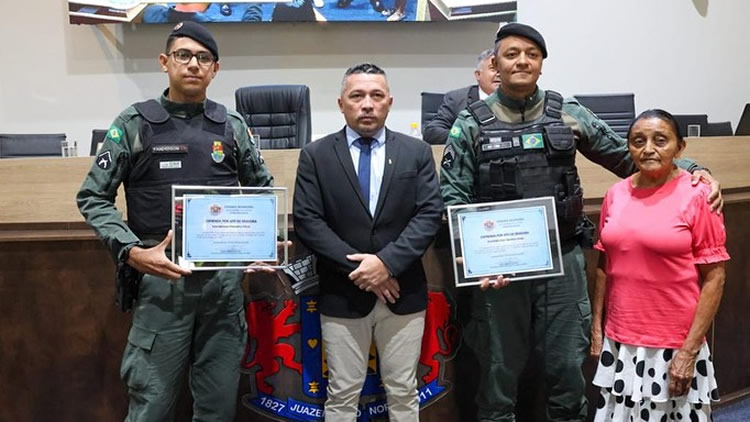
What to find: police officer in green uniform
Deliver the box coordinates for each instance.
[439,23,723,422]
[77,22,273,422]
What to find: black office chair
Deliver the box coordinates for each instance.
[573,93,636,138]
[735,104,750,136]
[672,114,709,137]
[703,122,733,137]
[0,133,66,158]
[234,84,312,149]
[90,129,108,156]
[420,92,445,131]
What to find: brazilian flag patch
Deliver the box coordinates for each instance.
[449,126,462,139]
[522,133,544,149]
[106,125,123,144]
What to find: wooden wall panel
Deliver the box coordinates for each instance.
[0,240,128,422]
[1,196,747,421]
[711,196,750,395]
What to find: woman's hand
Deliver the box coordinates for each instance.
[590,253,607,360]
[668,349,698,396]
[670,263,725,396]
[590,328,603,359]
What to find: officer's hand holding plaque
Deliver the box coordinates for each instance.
[447,196,564,287]
[171,185,289,271]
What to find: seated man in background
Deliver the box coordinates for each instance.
[422,48,500,145]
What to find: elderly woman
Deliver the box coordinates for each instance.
[589,109,729,421]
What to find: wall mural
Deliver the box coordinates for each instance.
[233,248,464,422]
[68,0,517,23]
[241,290,460,421]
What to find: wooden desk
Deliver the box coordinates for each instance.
[0,149,300,228]
[2,137,748,227]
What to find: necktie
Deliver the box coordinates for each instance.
[355,137,373,207]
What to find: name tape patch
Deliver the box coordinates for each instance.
[160,160,182,170]
[152,144,188,154]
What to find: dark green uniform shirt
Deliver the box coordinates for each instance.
[77,91,273,262]
[440,87,701,206]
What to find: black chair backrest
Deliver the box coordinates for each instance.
[672,114,709,137]
[703,122,733,137]
[420,92,445,130]
[90,129,108,156]
[234,84,312,149]
[0,133,66,158]
[573,93,635,138]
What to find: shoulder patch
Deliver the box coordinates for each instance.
[441,144,456,170]
[96,151,113,170]
[226,109,247,126]
[449,126,462,139]
[106,125,123,144]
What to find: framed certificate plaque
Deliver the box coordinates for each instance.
[447,196,564,287]
[171,185,289,271]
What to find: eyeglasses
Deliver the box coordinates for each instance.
[168,49,215,66]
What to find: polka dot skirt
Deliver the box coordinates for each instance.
[593,336,718,422]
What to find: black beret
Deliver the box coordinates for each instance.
[495,23,548,58]
[169,21,219,61]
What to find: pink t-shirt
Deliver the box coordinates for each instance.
[595,170,730,349]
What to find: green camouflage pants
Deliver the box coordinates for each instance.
[465,245,591,422]
[120,270,247,422]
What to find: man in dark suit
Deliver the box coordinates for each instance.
[422,49,501,144]
[293,63,443,422]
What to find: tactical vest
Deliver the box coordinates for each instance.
[126,99,239,238]
[469,91,583,242]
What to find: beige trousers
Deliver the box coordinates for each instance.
[321,300,425,422]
